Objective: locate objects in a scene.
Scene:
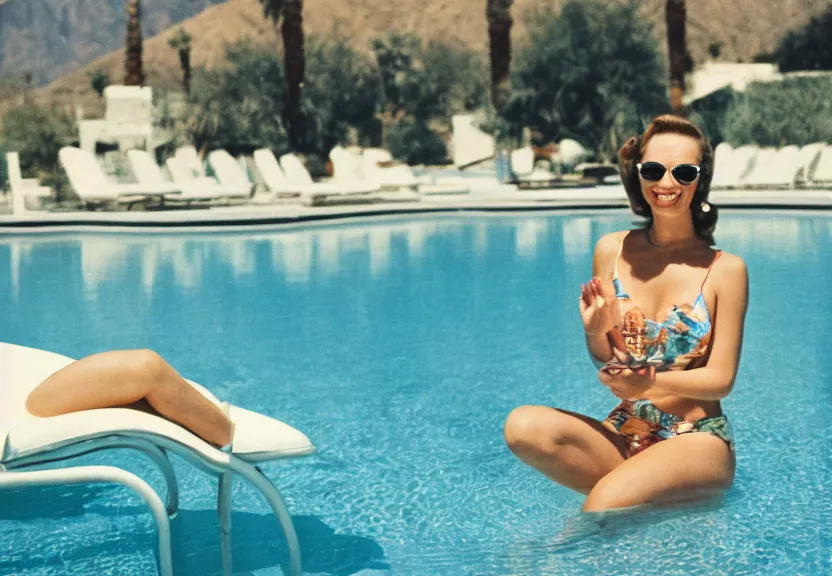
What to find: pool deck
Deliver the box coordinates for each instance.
[0,185,830,233]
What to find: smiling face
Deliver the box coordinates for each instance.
[639,132,701,216]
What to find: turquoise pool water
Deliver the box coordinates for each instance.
[0,210,829,575]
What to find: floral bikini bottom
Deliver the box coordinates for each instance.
[605,399,734,458]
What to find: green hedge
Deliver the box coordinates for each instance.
[723,76,832,146]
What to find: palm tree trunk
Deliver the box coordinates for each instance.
[666,0,687,114]
[281,0,306,149]
[487,0,514,112]
[178,48,191,96]
[125,0,144,86]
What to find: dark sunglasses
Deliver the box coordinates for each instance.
[637,162,701,185]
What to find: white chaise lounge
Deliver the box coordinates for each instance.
[0,341,316,576]
[6,152,52,215]
[206,150,256,199]
[165,155,250,203]
[810,145,832,187]
[279,153,379,197]
[359,148,469,195]
[127,149,224,206]
[711,144,758,190]
[794,142,826,185]
[740,145,801,189]
[59,147,180,210]
[253,148,350,205]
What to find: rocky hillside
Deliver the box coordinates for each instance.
[3,0,831,104]
[0,0,226,85]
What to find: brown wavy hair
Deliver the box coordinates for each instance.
[618,114,717,240]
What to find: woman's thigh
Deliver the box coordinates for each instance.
[505,405,629,492]
[25,350,156,416]
[583,432,735,512]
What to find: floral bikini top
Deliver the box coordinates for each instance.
[612,234,721,372]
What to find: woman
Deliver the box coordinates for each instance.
[503,114,749,512]
[26,349,235,449]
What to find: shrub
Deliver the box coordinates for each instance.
[0,104,73,178]
[372,33,488,124]
[723,76,832,146]
[0,144,7,190]
[687,88,738,148]
[768,7,832,72]
[189,38,386,165]
[302,35,384,159]
[386,120,448,166]
[372,33,487,162]
[502,0,669,159]
[187,42,290,155]
[89,68,110,97]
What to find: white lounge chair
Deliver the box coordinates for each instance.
[0,341,315,576]
[711,144,759,190]
[175,146,206,178]
[360,148,469,195]
[794,142,826,185]
[253,148,349,205]
[166,155,250,202]
[710,142,734,189]
[740,145,800,189]
[510,147,535,178]
[504,146,570,190]
[59,147,180,210]
[6,152,52,216]
[279,153,378,196]
[126,149,223,206]
[810,145,832,186]
[206,150,256,198]
[711,144,760,190]
[451,114,495,169]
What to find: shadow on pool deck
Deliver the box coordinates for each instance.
[0,485,388,575]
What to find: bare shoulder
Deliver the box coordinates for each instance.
[712,251,749,305]
[714,251,748,283]
[593,230,628,260]
[592,230,629,277]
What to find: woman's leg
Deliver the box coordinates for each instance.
[26,349,233,447]
[582,432,735,512]
[504,406,629,494]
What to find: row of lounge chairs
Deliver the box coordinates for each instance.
[712,142,832,189]
[57,146,381,210]
[51,144,474,212]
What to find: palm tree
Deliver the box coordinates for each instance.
[259,0,306,149]
[487,0,514,111]
[168,28,193,96]
[125,0,144,86]
[666,0,688,114]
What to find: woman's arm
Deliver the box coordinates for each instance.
[652,253,749,400]
[582,232,625,367]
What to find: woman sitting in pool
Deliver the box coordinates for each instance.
[503,114,749,512]
[25,349,235,449]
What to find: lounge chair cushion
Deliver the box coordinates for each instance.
[0,343,314,464]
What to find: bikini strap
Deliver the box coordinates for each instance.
[612,231,629,280]
[700,250,723,291]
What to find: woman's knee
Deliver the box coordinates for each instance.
[504,405,569,456]
[126,349,169,387]
[582,478,626,512]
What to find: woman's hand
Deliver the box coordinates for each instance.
[579,277,620,337]
[598,364,656,401]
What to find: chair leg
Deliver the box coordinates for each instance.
[218,471,233,576]
[229,458,302,576]
[149,447,180,517]
[73,438,180,518]
[0,466,174,576]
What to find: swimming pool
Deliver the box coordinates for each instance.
[0,210,829,575]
